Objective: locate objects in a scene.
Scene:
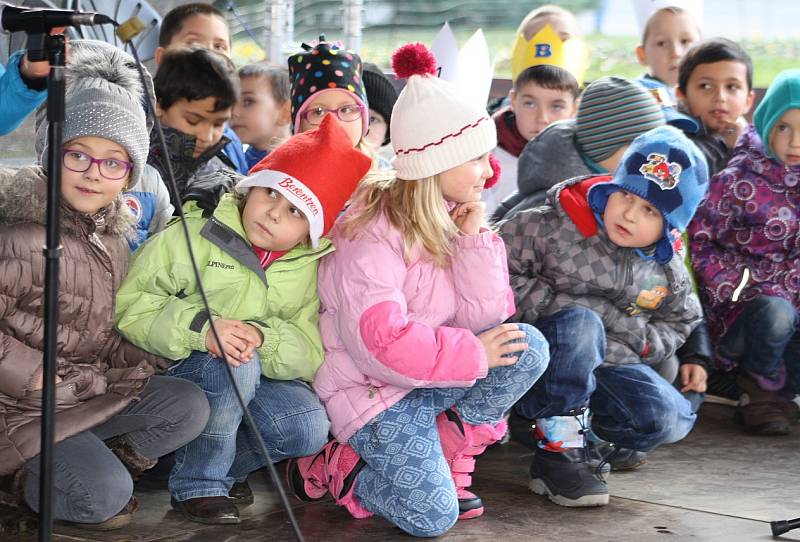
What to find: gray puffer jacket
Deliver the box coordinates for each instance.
[491,119,593,222]
[499,175,702,367]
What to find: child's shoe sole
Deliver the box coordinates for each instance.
[285,458,327,501]
[528,477,609,507]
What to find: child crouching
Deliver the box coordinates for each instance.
[500,125,708,507]
[689,69,800,435]
[285,43,550,537]
[115,115,371,524]
[0,48,208,529]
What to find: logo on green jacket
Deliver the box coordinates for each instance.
[207,260,235,270]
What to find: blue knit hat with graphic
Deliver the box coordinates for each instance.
[588,125,709,264]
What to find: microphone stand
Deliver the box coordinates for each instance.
[772,517,800,537]
[25,30,67,542]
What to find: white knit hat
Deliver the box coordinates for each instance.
[389,43,497,180]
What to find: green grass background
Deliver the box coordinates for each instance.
[233,28,799,88]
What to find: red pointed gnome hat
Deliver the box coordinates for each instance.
[237,115,372,248]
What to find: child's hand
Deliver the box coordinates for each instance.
[451,202,485,236]
[477,324,528,369]
[717,117,748,149]
[679,363,707,393]
[31,369,62,391]
[205,319,262,367]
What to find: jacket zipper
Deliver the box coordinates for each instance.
[611,250,633,305]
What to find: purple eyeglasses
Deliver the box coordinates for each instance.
[62,148,132,181]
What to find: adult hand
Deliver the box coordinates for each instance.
[19,27,68,80]
[451,201,485,236]
[477,323,528,369]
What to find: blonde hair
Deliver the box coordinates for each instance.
[517,4,578,39]
[641,7,699,44]
[340,171,459,267]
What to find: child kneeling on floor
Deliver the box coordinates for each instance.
[286,43,550,537]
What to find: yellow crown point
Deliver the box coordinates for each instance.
[510,24,589,86]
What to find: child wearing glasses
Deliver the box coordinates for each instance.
[115,116,372,524]
[0,43,208,530]
[289,37,376,163]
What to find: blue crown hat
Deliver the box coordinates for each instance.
[588,125,709,264]
[636,76,699,134]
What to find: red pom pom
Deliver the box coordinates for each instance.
[392,42,438,80]
[485,154,501,189]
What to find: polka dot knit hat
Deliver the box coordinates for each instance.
[289,36,368,136]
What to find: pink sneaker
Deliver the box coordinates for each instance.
[286,440,372,519]
[436,408,507,520]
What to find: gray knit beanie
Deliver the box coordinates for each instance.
[35,40,150,189]
[575,76,665,163]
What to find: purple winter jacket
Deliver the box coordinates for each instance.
[688,125,800,355]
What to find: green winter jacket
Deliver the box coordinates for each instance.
[115,194,333,382]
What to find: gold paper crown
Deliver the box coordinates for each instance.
[511,24,589,86]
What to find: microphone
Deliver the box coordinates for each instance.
[116,15,145,43]
[0,3,115,33]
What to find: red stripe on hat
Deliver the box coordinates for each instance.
[394,116,490,155]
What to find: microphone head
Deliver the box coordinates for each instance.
[116,16,145,43]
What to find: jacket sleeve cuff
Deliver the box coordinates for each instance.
[257,327,280,364]
[187,320,210,352]
[9,51,47,96]
[473,335,489,379]
[453,229,496,249]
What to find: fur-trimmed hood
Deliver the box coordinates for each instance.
[0,165,136,238]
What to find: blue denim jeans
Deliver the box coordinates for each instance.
[348,323,549,537]
[515,307,696,452]
[23,376,208,523]
[719,296,800,394]
[167,351,329,500]
[228,378,329,481]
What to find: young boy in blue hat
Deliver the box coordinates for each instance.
[499,125,709,508]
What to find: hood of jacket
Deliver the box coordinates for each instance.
[517,119,593,197]
[543,174,610,238]
[733,124,800,183]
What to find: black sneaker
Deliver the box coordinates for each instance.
[528,447,609,507]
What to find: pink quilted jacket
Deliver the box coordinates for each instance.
[314,206,514,441]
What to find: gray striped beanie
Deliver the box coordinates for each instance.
[575,77,665,163]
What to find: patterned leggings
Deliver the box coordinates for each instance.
[348,323,549,537]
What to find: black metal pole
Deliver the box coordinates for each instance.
[37,33,66,542]
[772,517,800,537]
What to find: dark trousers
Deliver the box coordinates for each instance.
[22,375,208,524]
